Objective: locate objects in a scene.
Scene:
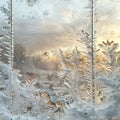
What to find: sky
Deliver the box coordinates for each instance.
[0,0,120,53]
[14,0,90,52]
[95,0,120,44]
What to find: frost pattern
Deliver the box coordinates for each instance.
[0,0,120,120]
[25,0,39,7]
[0,0,14,120]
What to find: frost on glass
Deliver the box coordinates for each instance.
[94,0,120,119]
[0,0,14,120]
[12,0,95,119]
[0,0,120,120]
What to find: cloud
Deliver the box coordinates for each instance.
[14,0,120,52]
[14,0,91,52]
[14,20,78,52]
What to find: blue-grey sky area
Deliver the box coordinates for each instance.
[0,0,120,52]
